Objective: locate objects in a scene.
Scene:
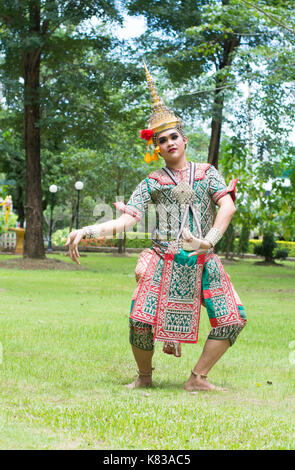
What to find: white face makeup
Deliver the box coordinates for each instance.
[157,129,188,168]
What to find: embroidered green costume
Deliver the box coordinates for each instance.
[114,161,247,354]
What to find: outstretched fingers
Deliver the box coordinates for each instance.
[65,230,84,265]
[71,241,80,264]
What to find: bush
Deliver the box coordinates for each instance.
[80,237,116,248]
[274,249,289,261]
[51,229,152,249]
[253,232,277,263]
[237,223,250,256]
[51,228,69,246]
[246,240,295,257]
[52,228,295,255]
[0,211,18,235]
[253,244,264,257]
[276,241,295,257]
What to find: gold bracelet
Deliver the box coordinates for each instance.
[204,228,223,247]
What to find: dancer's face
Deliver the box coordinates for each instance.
[157,129,187,166]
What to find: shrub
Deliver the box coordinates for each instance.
[80,237,115,248]
[51,229,152,249]
[246,240,295,257]
[253,232,277,263]
[51,228,69,246]
[276,241,295,257]
[253,244,264,257]
[274,249,289,261]
[0,211,18,235]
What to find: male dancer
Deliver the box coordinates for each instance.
[66,63,246,391]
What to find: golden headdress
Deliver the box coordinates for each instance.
[143,60,179,134]
[141,60,183,163]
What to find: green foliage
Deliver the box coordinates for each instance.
[238,223,250,256]
[185,129,210,163]
[253,232,277,263]
[247,239,295,257]
[51,229,152,249]
[0,2,151,229]
[1,0,294,247]
[219,133,295,242]
[0,127,26,226]
[51,228,69,246]
[0,0,129,253]
[126,0,282,113]
[0,211,18,235]
[253,244,264,257]
[215,221,235,258]
[275,241,295,257]
[274,249,289,261]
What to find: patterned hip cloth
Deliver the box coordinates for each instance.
[129,249,247,352]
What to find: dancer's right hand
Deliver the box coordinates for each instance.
[182,228,210,257]
[65,229,86,265]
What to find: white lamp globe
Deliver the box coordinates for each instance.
[282,178,291,188]
[75,181,84,191]
[262,181,272,192]
[49,184,58,193]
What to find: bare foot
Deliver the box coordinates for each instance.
[184,372,217,392]
[125,375,152,389]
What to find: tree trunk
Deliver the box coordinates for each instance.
[207,28,241,169]
[16,185,25,228]
[118,230,126,254]
[208,84,224,169]
[116,174,126,254]
[23,1,45,258]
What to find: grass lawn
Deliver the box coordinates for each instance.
[0,252,295,450]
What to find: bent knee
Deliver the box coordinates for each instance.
[129,319,155,351]
[208,320,246,346]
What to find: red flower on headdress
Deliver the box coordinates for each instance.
[140,129,154,141]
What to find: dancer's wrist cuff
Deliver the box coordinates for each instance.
[204,228,223,247]
[82,225,101,239]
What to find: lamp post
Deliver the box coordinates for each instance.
[75,181,84,229]
[47,184,58,252]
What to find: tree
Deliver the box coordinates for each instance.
[0,0,120,258]
[253,232,277,264]
[0,120,26,227]
[126,0,294,168]
[238,222,250,258]
[216,221,235,259]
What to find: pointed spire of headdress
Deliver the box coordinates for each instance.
[143,60,179,133]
